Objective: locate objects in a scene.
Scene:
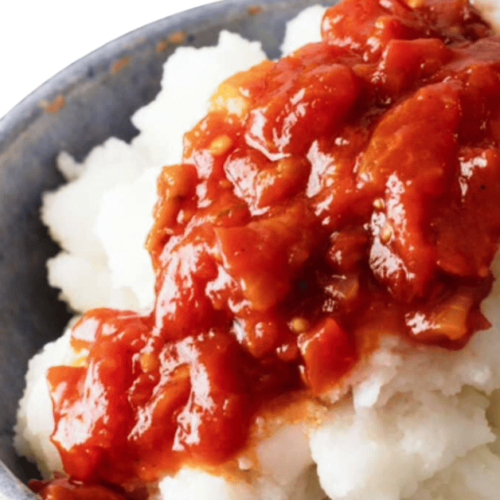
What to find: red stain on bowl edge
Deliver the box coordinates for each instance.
[39,95,66,114]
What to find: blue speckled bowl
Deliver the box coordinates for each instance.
[0,0,332,497]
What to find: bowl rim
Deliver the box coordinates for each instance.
[0,0,300,156]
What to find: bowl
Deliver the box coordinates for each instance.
[0,0,331,497]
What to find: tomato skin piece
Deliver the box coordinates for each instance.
[213,203,321,312]
[245,61,360,158]
[47,311,151,483]
[321,0,425,59]
[374,38,452,98]
[298,318,356,395]
[29,477,127,500]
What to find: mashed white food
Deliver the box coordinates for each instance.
[14,4,500,500]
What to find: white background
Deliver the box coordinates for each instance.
[0,0,217,119]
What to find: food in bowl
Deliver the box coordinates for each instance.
[13,0,500,499]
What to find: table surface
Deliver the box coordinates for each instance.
[0,0,217,119]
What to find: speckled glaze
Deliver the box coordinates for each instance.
[0,0,332,497]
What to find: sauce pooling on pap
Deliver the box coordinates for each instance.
[34,0,500,496]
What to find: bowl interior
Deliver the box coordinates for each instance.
[0,0,332,492]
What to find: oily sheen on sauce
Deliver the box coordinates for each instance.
[31,0,500,498]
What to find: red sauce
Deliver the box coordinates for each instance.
[29,476,127,500]
[38,0,500,497]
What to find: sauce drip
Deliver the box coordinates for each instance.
[40,0,500,497]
